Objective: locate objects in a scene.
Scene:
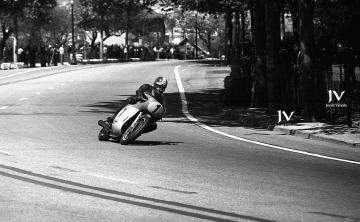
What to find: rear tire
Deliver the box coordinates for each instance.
[98,128,110,141]
[120,115,151,145]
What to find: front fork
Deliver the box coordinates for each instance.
[129,112,143,129]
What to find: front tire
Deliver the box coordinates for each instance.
[98,128,110,141]
[120,115,151,145]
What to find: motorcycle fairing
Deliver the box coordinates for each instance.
[112,106,140,134]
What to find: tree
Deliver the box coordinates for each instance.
[164,10,178,40]
[298,0,316,121]
[41,5,72,47]
[122,0,157,46]
[78,0,118,59]
[77,0,157,58]
[250,0,267,107]
[265,0,281,111]
[0,0,56,62]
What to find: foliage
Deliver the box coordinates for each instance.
[315,0,360,48]
[0,0,57,62]
[77,0,157,37]
[41,5,72,47]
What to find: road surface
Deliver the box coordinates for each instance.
[0,61,359,222]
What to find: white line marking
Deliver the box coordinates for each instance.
[0,106,9,110]
[0,70,34,79]
[19,98,28,101]
[0,66,57,80]
[174,65,360,165]
[0,150,12,156]
[87,173,139,185]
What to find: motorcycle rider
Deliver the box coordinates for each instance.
[106,76,168,133]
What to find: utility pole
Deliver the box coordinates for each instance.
[12,36,18,69]
[71,0,77,64]
[195,13,198,59]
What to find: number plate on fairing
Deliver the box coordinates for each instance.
[147,101,164,119]
[112,106,139,134]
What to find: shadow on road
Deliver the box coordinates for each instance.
[80,59,278,129]
[129,140,184,146]
[100,139,183,146]
[311,124,360,135]
[81,89,277,129]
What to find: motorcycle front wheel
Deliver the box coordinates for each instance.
[120,115,151,145]
[98,128,110,141]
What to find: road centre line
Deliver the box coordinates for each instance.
[87,173,139,185]
[174,65,360,166]
[0,66,57,80]
[0,150,12,156]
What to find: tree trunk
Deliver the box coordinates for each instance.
[195,13,198,59]
[125,8,130,46]
[241,11,246,57]
[100,29,104,60]
[251,0,267,107]
[291,4,299,43]
[280,11,285,40]
[233,10,240,62]
[89,31,97,58]
[207,32,212,55]
[228,9,251,106]
[224,7,232,64]
[265,0,281,111]
[298,0,316,121]
[100,16,104,60]
[13,14,18,65]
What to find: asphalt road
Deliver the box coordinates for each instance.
[0,61,359,222]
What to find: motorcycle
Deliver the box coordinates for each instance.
[97,93,165,145]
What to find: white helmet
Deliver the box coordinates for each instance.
[153,76,168,94]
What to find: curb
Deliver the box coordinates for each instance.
[273,126,360,147]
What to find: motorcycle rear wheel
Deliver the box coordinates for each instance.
[120,115,151,145]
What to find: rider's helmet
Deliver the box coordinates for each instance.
[153,76,168,96]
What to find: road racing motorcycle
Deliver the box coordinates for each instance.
[97,93,165,145]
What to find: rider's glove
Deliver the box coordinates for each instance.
[137,95,146,102]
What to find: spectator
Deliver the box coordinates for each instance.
[40,45,47,67]
[24,46,30,67]
[29,46,36,67]
[103,46,107,59]
[47,45,53,66]
[59,45,64,65]
[17,47,24,62]
[53,45,59,66]
[170,47,175,59]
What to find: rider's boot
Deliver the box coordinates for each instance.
[106,116,114,124]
